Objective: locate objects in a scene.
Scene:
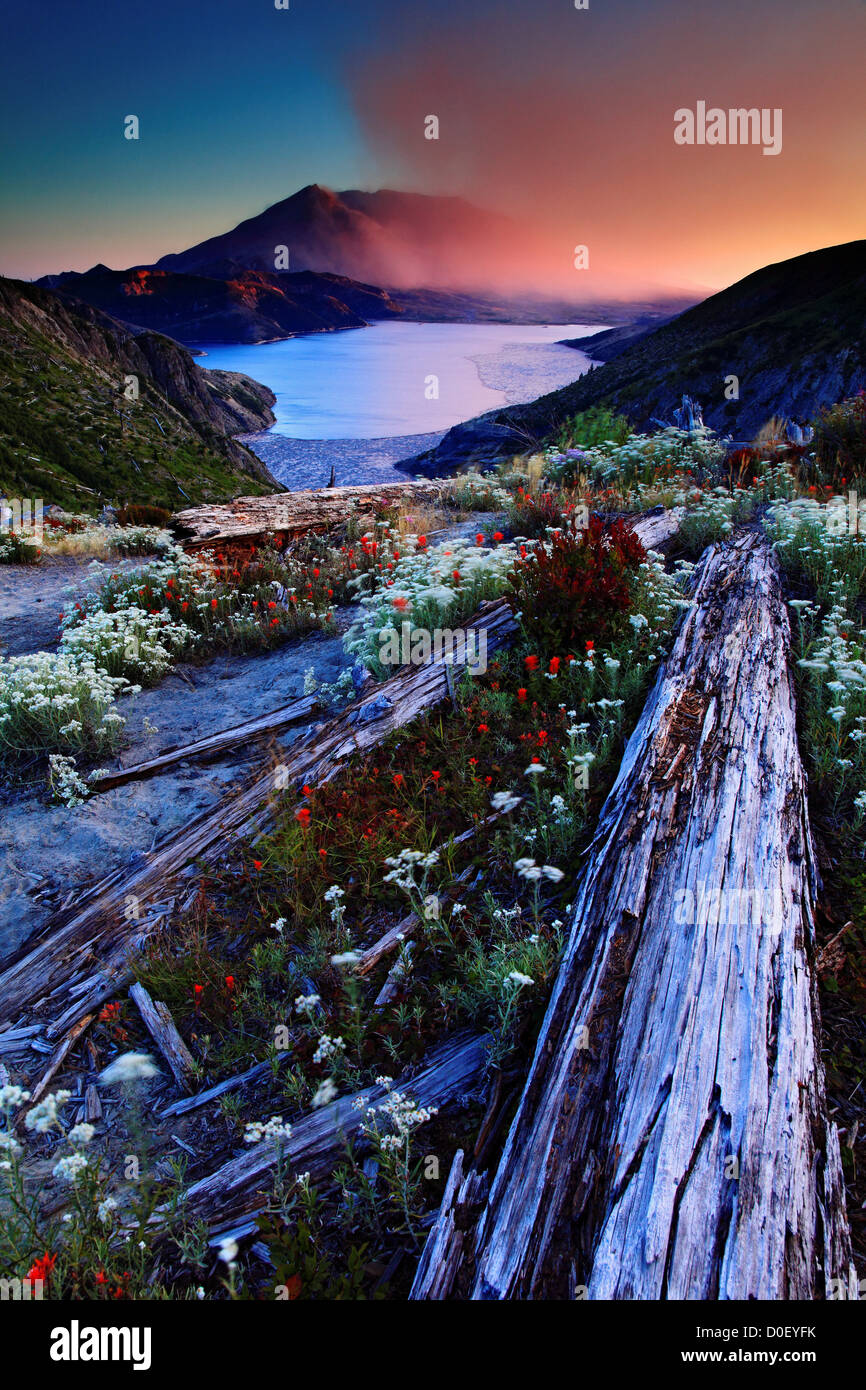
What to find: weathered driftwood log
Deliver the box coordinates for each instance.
[173,1031,488,1231]
[89,694,318,793]
[0,601,517,1037]
[624,505,683,551]
[410,1150,490,1300]
[157,1058,282,1121]
[129,983,197,1093]
[446,531,854,1301]
[172,481,447,549]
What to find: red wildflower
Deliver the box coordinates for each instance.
[585,640,595,653]
[26,1252,57,1285]
[476,533,485,546]
[478,723,489,733]
[517,688,528,702]
[452,570,461,583]
[252,859,263,870]
[225,975,235,991]
[524,654,539,671]
[296,808,311,826]
[493,531,504,542]
[392,596,409,611]
[393,773,404,787]
[210,598,218,610]
[549,656,561,674]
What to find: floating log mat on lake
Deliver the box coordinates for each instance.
[413,530,857,1301]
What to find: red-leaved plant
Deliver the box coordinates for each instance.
[506,516,647,653]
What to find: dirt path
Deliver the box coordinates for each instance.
[0,554,158,658]
[0,517,506,962]
[0,620,358,961]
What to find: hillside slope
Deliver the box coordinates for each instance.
[37,264,406,345]
[401,240,866,474]
[0,278,282,512]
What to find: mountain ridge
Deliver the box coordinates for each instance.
[399,239,866,475]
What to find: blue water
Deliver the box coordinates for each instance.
[197,321,604,440]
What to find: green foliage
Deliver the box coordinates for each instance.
[553,405,631,453]
[813,393,866,485]
[506,516,647,654]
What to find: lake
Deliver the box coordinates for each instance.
[197,320,605,488]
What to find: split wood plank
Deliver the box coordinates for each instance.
[89,694,318,793]
[129,982,196,1093]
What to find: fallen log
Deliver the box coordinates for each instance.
[0,601,518,1036]
[172,1031,488,1230]
[172,481,447,550]
[129,983,197,1093]
[409,1150,489,1301]
[444,531,855,1301]
[157,1058,278,1121]
[89,694,318,793]
[624,505,683,551]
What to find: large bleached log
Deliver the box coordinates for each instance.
[172,481,447,548]
[0,601,517,1037]
[457,531,854,1301]
[174,1031,488,1231]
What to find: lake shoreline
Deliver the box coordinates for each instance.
[235,428,445,490]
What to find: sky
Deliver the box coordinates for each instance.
[1,0,864,296]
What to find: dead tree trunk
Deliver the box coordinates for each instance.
[171,481,447,549]
[440,531,853,1301]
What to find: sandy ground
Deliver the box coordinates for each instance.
[0,626,355,959]
[0,549,361,959]
[0,554,155,659]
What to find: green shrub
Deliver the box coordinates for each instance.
[813,394,866,485]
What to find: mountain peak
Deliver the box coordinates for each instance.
[153,184,517,290]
